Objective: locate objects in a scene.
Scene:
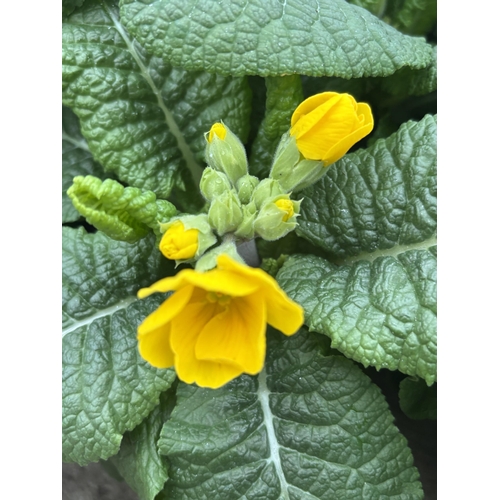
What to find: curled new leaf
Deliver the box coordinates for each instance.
[67,176,177,243]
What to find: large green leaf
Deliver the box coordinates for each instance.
[120,0,434,78]
[62,227,176,465]
[158,330,423,499]
[249,75,304,178]
[63,0,251,200]
[63,0,86,17]
[62,227,172,330]
[110,388,176,500]
[296,115,436,259]
[67,175,177,243]
[62,107,107,224]
[277,249,437,384]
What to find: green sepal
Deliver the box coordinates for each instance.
[234,201,258,240]
[208,189,244,236]
[199,167,232,202]
[250,178,287,209]
[195,239,245,272]
[236,174,260,204]
[205,123,248,185]
[254,195,301,241]
[67,175,177,243]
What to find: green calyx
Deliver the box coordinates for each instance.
[208,190,244,235]
[254,195,301,241]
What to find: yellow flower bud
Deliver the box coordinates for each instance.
[290,92,374,165]
[274,199,295,222]
[159,221,199,260]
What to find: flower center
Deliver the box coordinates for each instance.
[206,291,232,307]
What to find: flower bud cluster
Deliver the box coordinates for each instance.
[156,93,373,270]
[201,122,301,244]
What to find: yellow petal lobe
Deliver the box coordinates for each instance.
[159,221,199,260]
[208,122,227,142]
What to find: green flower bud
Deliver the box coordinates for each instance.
[235,201,257,239]
[199,167,232,202]
[269,132,324,192]
[250,178,287,209]
[254,195,301,241]
[236,174,260,204]
[158,214,217,264]
[205,122,248,185]
[208,189,243,235]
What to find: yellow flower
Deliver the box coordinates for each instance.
[208,122,227,142]
[290,92,374,165]
[159,221,198,260]
[137,255,304,389]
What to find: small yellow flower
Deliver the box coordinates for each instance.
[137,255,304,389]
[159,221,199,260]
[290,92,374,165]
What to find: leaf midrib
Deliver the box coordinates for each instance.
[334,234,437,265]
[101,0,203,186]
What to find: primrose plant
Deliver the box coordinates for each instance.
[63,1,437,499]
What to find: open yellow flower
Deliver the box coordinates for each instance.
[290,92,374,165]
[137,254,304,389]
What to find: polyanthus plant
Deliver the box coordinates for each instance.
[63,1,436,498]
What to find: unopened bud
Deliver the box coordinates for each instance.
[205,122,248,185]
[235,201,257,239]
[208,190,243,235]
[251,178,287,209]
[200,167,232,202]
[236,174,260,204]
[254,195,301,241]
[158,214,217,264]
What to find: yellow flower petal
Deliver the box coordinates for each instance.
[195,293,267,375]
[291,92,342,127]
[136,285,195,368]
[170,301,244,388]
[159,221,199,260]
[208,122,227,142]
[138,267,260,299]
[216,254,303,335]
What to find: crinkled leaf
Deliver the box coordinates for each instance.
[62,227,176,465]
[62,227,173,330]
[277,249,437,384]
[110,388,176,500]
[379,46,437,97]
[63,0,86,17]
[63,0,251,200]
[67,175,176,243]
[63,107,107,223]
[348,0,437,36]
[120,0,434,78]
[399,377,437,420]
[249,75,303,178]
[296,115,436,259]
[63,294,176,466]
[158,329,423,499]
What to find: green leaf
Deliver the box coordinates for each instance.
[296,115,436,259]
[399,377,437,420]
[249,75,303,178]
[62,226,173,331]
[158,330,423,499]
[63,0,251,200]
[63,107,107,223]
[120,0,434,78]
[379,46,437,97]
[277,249,437,384]
[110,388,177,500]
[62,228,176,465]
[63,0,87,17]
[67,175,176,243]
